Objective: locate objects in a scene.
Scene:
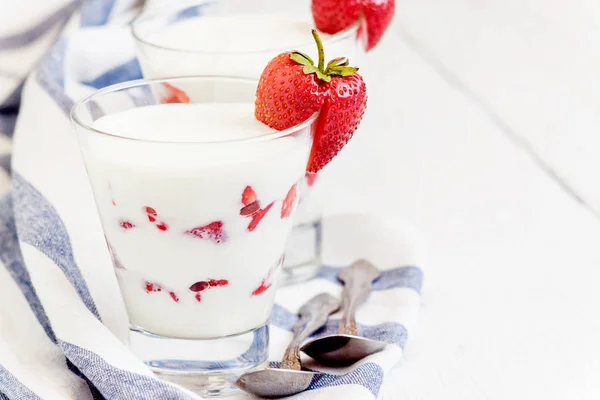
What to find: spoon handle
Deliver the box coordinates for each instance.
[338,259,381,336]
[280,293,340,370]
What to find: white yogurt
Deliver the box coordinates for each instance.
[83,102,311,339]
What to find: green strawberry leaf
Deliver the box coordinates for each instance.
[303,64,318,74]
[325,57,348,71]
[328,66,359,77]
[315,70,331,82]
[290,51,315,67]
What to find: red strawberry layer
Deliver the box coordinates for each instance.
[239,186,277,232]
[185,221,227,244]
[189,279,229,302]
[145,281,179,303]
[248,202,274,232]
[251,269,273,296]
[280,184,297,219]
[251,257,283,297]
[251,280,271,296]
[241,186,258,206]
[161,83,190,104]
[119,220,135,230]
[240,201,260,216]
[144,206,170,232]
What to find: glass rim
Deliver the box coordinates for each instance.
[70,75,318,145]
[131,6,360,56]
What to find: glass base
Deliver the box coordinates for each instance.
[129,324,269,397]
[281,219,322,285]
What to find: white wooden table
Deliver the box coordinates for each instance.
[311,0,600,398]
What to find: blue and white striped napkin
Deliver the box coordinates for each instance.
[0,1,425,398]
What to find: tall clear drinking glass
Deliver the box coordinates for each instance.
[132,0,359,285]
[71,76,315,396]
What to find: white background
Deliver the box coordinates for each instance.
[301,0,600,398]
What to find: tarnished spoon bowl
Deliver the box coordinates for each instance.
[235,293,340,398]
[235,369,315,398]
[300,260,385,366]
[301,334,387,365]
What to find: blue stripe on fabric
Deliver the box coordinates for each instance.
[59,341,195,400]
[271,304,408,348]
[0,194,56,342]
[0,199,103,398]
[0,113,17,138]
[1,81,24,109]
[81,58,142,89]
[38,38,66,88]
[270,303,299,330]
[12,172,100,319]
[309,362,384,397]
[174,1,214,21]
[313,319,407,348]
[239,326,269,365]
[0,154,10,174]
[0,1,77,49]
[0,392,8,399]
[80,0,117,27]
[176,6,204,19]
[266,361,384,397]
[36,39,73,115]
[0,364,42,400]
[317,265,424,293]
[66,360,105,400]
[134,325,268,371]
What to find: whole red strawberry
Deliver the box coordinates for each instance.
[255,30,367,173]
[312,0,361,34]
[360,0,395,51]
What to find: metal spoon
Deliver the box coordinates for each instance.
[300,259,385,365]
[235,293,340,398]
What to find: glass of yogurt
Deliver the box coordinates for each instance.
[71,76,315,396]
[132,0,360,285]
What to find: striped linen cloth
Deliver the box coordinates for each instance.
[0,1,425,398]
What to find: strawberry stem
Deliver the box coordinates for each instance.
[311,29,326,74]
[290,30,358,83]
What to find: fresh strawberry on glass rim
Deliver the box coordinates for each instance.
[255,30,367,173]
[311,0,395,51]
[312,0,361,35]
[360,0,396,51]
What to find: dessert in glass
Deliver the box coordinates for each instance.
[132,0,359,284]
[71,76,315,396]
